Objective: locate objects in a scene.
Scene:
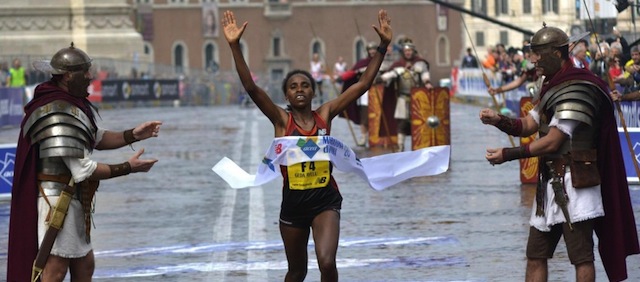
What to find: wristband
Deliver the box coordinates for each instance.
[376,45,387,55]
[123,128,139,144]
[502,144,532,162]
[109,162,131,178]
[495,114,523,136]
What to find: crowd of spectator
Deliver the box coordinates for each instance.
[460,28,640,101]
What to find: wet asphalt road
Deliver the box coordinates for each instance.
[0,101,639,281]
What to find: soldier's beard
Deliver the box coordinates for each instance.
[67,72,91,98]
[535,51,562,78]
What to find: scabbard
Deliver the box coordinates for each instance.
[31,180,76,282]
[548,160,573,231]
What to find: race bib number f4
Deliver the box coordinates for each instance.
[287,161,330,190]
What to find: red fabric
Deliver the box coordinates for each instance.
[338,57,372,125]
[609,66,622,79]
[595,91,640,282]
[339,70,357,82]
[7,80,96,282]
[542,63,639,281]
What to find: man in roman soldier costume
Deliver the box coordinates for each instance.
[480,24,639,281]
[380,38,432,151]
[339,41,379,146]
[7,43,162,282]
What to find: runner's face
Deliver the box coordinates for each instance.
[285,74,314,106]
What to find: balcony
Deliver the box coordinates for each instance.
[264,1,291,19]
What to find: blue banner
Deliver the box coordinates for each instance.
[617,101,640,183]
[0,143,16,199]
[0,87,24,128]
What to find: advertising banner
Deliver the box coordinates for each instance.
[0,143,16,199]
[0,88,23,128]
[101,79,181,102]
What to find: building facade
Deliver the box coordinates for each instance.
[464,0,638,55]
[129,0,464,86]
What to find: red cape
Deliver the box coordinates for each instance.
[542,63,640,282]
[339,56,373,125]
[6,81,96,282]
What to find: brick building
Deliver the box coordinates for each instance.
[130,0,464,85]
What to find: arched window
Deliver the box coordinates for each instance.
[174,45,184,74]
[355,38,366,62]
[311,40,323,58]
[143,42,153,56]
[172,41,189,74]
[204,42,219,72]
[436,35,450,66]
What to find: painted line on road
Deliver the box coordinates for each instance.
[93,256,467,279]
[248,109,267,280]
[94,236,458,257]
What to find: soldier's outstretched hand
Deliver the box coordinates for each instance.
[133,121,162,141]
[373,10,393,46]
[222,10,247,45]
[485,147,504,166]
[128,148,158,173]
[479,108,500,125]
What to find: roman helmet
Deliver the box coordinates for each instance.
[49,42,93,75]
[366,41,377,50]
[529,23,569,53]
[400,38,416,51]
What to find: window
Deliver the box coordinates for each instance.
[273,37,281,57]
[311,41,323,59]
[471,0,487,15]
[173,44,184,74]
[523,0,531,14]
[542,0,558,14]
[143,42,153,56]
[475,31,485,47]
[437,36,450,66]
[499,31,509,46]
[494,0,508,16]
[355,39,366,62]
[204,43,219,72]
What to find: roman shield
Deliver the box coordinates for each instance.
[410,87,450,150]
[519,96,538,184]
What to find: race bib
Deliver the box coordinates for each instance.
[287,161,330,190]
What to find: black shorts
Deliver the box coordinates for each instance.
[526,219,595,265]
[279,207,341,228]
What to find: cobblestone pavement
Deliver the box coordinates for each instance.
[0,102,639,281]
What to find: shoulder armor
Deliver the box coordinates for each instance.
[541,81,603,126]
[22,101,96,158]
